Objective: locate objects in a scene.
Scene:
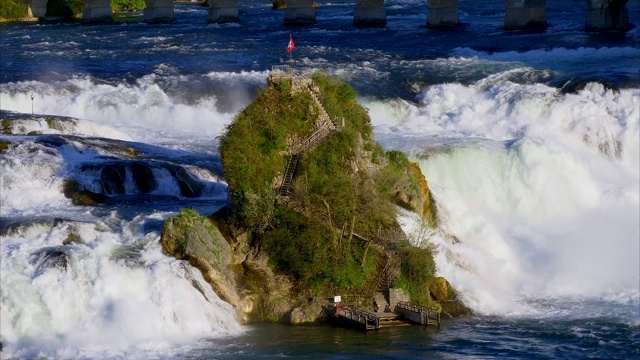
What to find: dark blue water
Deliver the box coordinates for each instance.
[2,1,639,99]
[175,313,639,359]
[1,1,639,359]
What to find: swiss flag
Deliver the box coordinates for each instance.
[287,35,295,53]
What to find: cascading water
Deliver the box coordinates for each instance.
[1,114,243,358]
[373,76,639,320]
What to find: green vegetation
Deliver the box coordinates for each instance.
[111,0,145,14]
[218,72,437,300]
[0,0,28,20]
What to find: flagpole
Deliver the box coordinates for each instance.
[289,33,292,64]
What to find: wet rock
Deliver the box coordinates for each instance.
[131,162,157,194]
[63,232,83,245]
[0,140,10,152]
[100,163,127,194]
[29,246,69,276]
[166,165,203,198]
[1,119,11,134]
[62,179,109,206]
[440,289,473,317]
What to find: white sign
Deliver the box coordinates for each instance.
[333,296,341,303]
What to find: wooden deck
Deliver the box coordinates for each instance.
[331,302,440,331]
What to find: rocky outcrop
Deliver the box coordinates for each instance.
[161,208,310,323]
[161,74,469,324]
[409,162,438,226]
[161,208,239,308]
[392,161,438,227]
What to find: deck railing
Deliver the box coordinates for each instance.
[396,301,440,327]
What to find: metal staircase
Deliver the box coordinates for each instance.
[278,82,338,197]
[279,154,300,196]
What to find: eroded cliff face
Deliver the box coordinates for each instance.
[392,161,438,228]
[160,208,324,324]
[161,209,240,308]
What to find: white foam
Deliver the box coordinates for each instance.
[377,78,640,318]
[0,73,263,144]
[0,213,244,358]
[0,141,69,212]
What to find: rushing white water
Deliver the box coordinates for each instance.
[0,213,243,359]
[377,77,640,319]
[0,70,269,145]
[1,112,242,358]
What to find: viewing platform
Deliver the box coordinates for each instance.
[328,301,441,331]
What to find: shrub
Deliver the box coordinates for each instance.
[394,240,438,306]
[0,0,28,20]
[111,0,146,13]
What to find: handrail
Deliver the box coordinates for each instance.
[396,301,437,314]
[396,301,440,326]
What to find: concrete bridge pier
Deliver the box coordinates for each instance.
[585,0,630,31]
[505,0,547,30]
[208,0,239,23]
[27,0,48,18]
[354,0,386,27]
[82,0,112,22]
[426,0,459,28]
[284,0,316,25]
[144,0,174,23]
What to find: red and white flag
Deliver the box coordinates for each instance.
[287,35,295,53]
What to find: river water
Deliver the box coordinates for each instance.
[1,0,639,358]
